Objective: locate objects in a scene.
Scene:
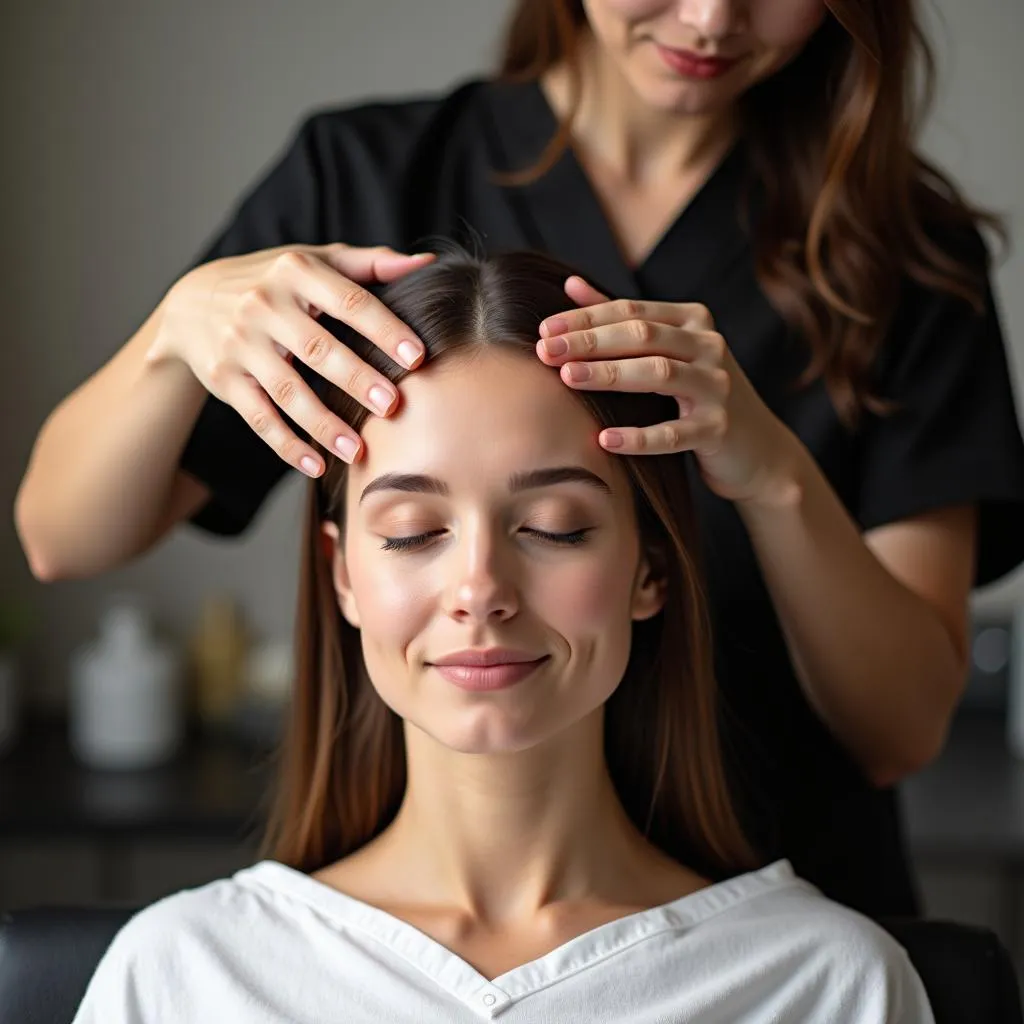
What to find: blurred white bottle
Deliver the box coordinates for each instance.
[69,599,183,769]
[1006,603,1024,759]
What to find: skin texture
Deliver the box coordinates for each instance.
[544,0,826,183]
[317,347,704,930]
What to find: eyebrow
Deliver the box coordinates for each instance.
[358,466,613,505]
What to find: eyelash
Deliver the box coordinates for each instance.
[380,528,592,553]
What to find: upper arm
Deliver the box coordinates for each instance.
[863,502,977,677]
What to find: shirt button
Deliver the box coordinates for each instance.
[482,994,496,1006]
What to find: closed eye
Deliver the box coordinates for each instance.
[379,528,592,552]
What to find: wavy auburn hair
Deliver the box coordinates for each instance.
[494,0,1005,430]
[258,243,757,881]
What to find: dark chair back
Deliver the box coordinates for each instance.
[0,906,1019,1023]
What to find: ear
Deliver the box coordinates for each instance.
[631,548,667,622]
[320,521,361,629]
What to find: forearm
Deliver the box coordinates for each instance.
[15,296,209,580]
[735,434,965,787]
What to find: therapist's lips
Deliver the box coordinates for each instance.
[427,649,550,691]
[655,44,740,79]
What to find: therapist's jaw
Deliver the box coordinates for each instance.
[581,0,827,116]
[319,345,666,760]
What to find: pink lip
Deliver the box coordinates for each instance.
[655,44,740,79]
[432,660,548,691]
[430,648,545,667]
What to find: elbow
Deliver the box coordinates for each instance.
[14,485,63,583]
[865,720,953,790]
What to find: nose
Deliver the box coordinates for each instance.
[677,0,746,41]
[442,524,519,625]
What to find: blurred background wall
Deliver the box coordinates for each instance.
[1,0,1023,973]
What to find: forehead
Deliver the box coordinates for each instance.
[350,347,626,494]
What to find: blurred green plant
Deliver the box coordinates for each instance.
[0,600,36,652]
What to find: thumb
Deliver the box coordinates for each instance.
[564,274,610,305]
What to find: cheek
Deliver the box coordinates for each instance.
[346,553,431,662]
[752,0,827,49]
[530,549,638,665]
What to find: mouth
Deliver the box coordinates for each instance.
[654,43,742,80]
[427,654,551,692]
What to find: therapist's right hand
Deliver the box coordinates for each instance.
[145,243,435,474]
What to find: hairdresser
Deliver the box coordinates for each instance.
[16,1,1024,918]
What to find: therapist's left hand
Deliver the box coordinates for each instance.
[536,276,805,507]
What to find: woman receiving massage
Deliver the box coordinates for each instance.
[72,246,933,1022]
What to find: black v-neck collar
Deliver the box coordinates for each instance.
[480,77,750,302]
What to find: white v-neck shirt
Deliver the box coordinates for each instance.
[71,858,933,1023]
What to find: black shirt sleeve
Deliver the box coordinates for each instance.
[855,232,1024,587]
[176,113,333,536]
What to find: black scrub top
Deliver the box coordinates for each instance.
[177,76,1024,918]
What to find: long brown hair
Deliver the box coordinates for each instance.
[495,0,1005,430]
[258,244,757,881]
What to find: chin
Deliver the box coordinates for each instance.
[630,72,736,117]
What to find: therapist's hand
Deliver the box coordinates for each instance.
[536,276,805,507]
[147,243,435,475]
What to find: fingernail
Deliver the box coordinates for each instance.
[335,435,360,462]
[564,362,591,383]
[542,336,568,357]
[601,430,624,449]
[397,340,423,369]
[369,384,396,415]
[300,455,322,476]
[541,316,568,338]
[409,252,434,259]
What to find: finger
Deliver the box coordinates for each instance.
[540,293,714,340]
[564,275,609,306]
[267,300,400,419]
[597,410,722,457]
[224,374,351,478]
[316,243,436,284]
[559,356,730,402]
[243,342,364,466]
[275,250,427,370]
[536,320,714,366]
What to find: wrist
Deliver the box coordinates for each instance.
[736,428,810,513]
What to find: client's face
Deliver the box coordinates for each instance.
[325,346,665,754]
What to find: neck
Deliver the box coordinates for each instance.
[363,711,683,929]
[542,27,739,187]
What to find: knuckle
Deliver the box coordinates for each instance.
[275,250,312,274]
[270,375,298,409]
[341,284,371,315]
[604,361,620,386]
[709,410,728,437]
[301,332,331,366]
[239,286,273,317]
[310,415,336,446]
[279,436,306,467]
[216,324,248,362]
[247,405,275,438]
[651,355,674,383]
[694,304,715,329]
[631,318,654,346]
[345,364,369,397]
[618,298,641,319]
[204,358,231,394]
[662,423,683,450]
[580,328,598,354]
[712,367,731,398]
[704,331,727,362]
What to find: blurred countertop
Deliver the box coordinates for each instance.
[0,711,1021,863]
